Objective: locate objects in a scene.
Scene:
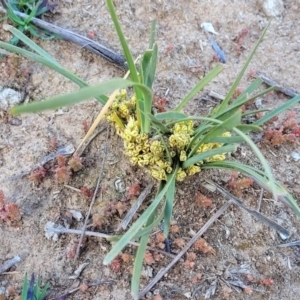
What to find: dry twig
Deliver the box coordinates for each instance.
[0,7,126,68]
[138,201,233,299]
[117,182,154,230]
[45,225,177,259]
[74,129,109,261]
[206,180,290,239]
[256,71,298,98]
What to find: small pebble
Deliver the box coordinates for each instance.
[0,87,22,111]
[114,177,126,193]
[9,117,22,126]
[258,0,284,17]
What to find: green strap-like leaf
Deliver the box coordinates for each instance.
[217,20,272,112]
[146,113,170,133]
[163,173,176,236]
[254,94,300,126]
[189,110,242,157]
[103,168,178,265]
[131,208,157,300]
[155,111,187,121]
[183,144,236,169]
[11,79,151,115]
[174,65,223,112]
[202,161,300,218]
[8,26,59,65]
[0,40,108,104]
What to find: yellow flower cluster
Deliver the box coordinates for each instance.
[106,90,231,182]
[196,131,231,163]
[120,118,172,180]
[106,89,136,129]
[169,120,194,149]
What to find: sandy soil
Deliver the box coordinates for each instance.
[1,0,300,299]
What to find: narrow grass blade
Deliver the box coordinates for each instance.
[174,65,223,112]
[235,124,262,133]
[141,44,158,90]
[131,208,157,300]
[134,207,165,239]
[189,110,241,157]
[254,94,300,126]
[7,25,59,65]
[155,111,187,121]
[21,274,29,299]
[146,113,170,133]
[242,109,270,117]
[202,161,300,218]
[11,79,151,114]
[0,41,107,104]
[106,0,140,87]
[140,44,158,132]
[217,20,271,112]
[103,168,178,265]
[209,136,244,144]
[183,144,236,169]
[215,86,275,121]
[163,174,176,236]
[149,19,156,48]
[232,126,277,201]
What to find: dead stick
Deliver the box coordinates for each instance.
[74,129,109,261]
[46,226,176,259]
[117,182,154,231]
[138,201,233,299]
[0,7,126,68]
[256,71,298,98]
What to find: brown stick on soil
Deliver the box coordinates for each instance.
[256,71,298,98]
[138,201,233,299]
[0,7,126,68]
[73,129,109,261]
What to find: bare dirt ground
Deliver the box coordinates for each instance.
[1,0,300,299]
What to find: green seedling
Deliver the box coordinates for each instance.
[1,0,300,298]
[21,273,49,300]
[1,0,57,45]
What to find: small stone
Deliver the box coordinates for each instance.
[0,87,22,111]
[114,177,126,193]
[9,117,22,126]
[258,0,284,17]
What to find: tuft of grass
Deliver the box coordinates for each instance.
[21,273,49,300]
[1,0,57,45]
[1,1,300,298]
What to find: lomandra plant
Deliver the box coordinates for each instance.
[1,0,300,298]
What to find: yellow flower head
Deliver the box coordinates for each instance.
[150,140,164,157]
[186,165,201,176]
[176,168,187,181]
[180,150,187,161]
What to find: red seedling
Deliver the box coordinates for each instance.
[54,154,71,184]
[81,186,94,198]
[227,172,253,197]
[153,96,168,112]
[195,192,212,207]
[0,190,21,225]
[110,256,122,272]
[194,238,215,254]
[68,154,83,172]
[128,182,140,199]
[28,167,46,184]
[144,251,155,265]
[260,278,274,286]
